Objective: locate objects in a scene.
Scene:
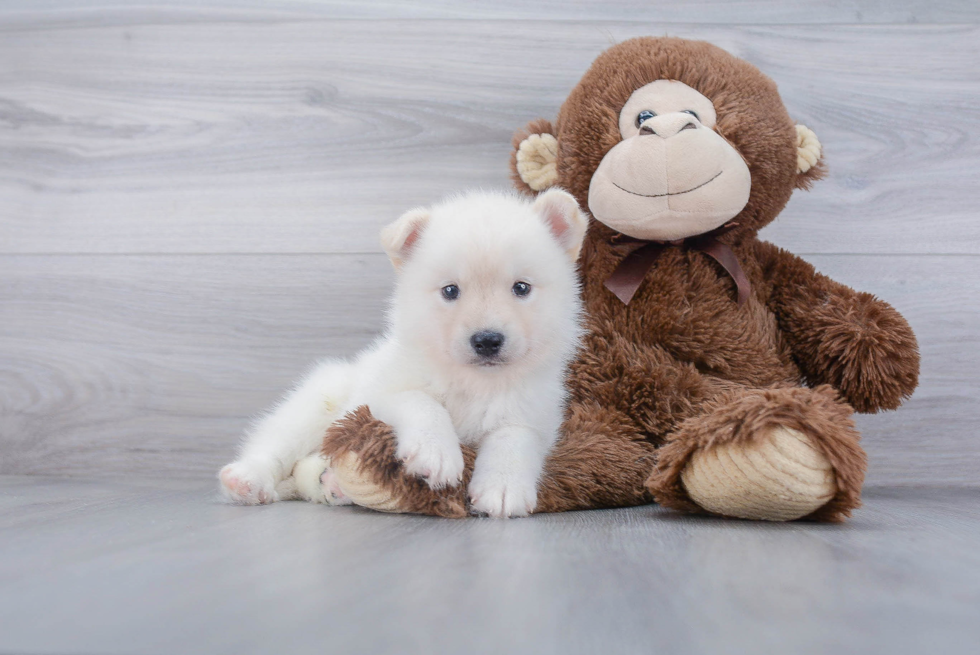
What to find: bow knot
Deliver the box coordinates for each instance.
[604,231,750,306]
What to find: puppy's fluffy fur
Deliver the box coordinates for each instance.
[219,189,587,517]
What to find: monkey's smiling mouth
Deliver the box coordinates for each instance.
[613,170,723,198]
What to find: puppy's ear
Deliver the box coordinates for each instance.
[532,187,588,262]
[380,207,430,270]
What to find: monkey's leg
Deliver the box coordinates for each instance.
[320,406,475,518]
[534,402,656,512]
[646,384,866,522]
[321,402,655,516]
[320,330,744,516]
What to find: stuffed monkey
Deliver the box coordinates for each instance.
[319,37,919,521]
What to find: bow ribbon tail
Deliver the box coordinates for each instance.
[689,236,751,306]
[603,242,667,305]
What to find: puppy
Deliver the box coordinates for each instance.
[219,188,586,517]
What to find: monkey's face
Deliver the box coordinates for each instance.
[587,80,752,241]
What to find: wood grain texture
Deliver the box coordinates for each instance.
[0,19,978,255]
[4,1,980,25]
[0,254,391,477]
[1,6,977,489]
[1,477,978,655]
[1,253,975,486]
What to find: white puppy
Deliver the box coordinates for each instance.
[219,188,586,517]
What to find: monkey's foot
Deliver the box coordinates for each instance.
[679,425,835,521]
[321,406,474,518]
[647,385,866,522]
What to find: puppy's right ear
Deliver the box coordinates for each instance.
[380,207,429,270]
[532,187,588,263]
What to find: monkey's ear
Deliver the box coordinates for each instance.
[794,124,826,190]
[510,118,558,194]
[380,207,429,270]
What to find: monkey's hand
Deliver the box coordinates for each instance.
[786,291,918,413]
[759,242,919,413]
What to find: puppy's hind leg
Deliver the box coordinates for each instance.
[219,359,352,505]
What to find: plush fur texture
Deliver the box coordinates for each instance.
[323,407,476,518]
[648,384,866,522]
[221,189,587,517]
[320,37,919,521]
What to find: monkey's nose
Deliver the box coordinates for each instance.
[639,114,698,138]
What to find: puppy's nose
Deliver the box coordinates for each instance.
[471,331,505,358]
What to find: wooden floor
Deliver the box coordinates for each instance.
[1,476,978,655]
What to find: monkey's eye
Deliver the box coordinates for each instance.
[635,109,657,127]
[441,284,460,301]
[681,109,700,122]
[512,281,532,297]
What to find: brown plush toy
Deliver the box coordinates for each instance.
[320,37,920,521]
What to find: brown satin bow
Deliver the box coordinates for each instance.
[604,229,750,306]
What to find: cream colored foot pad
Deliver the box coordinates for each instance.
[680,426,836,521]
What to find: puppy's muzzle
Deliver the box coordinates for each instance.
[470,331,505,359]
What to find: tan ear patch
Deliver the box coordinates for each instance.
[516,133,559,191]
[796,124,822,174]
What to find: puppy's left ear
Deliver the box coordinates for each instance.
[380,207,430,270]
[532,187,588,262]
[794,124,826,190]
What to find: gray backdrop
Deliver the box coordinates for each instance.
[1,1,978,486]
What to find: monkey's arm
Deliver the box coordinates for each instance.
[755,240,919,413]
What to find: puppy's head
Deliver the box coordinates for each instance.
[381,188,587,377]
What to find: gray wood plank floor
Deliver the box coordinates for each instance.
[1,4,978,483]
[0,476,977,655]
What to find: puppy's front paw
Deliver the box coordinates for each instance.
[468,472,538,519]
[395,430,464,489]
[219,460,278,505]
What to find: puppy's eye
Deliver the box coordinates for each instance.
[512,281,531,297]
[635,109,656,127]
[441,284,460,301]
[681,109,700,121]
